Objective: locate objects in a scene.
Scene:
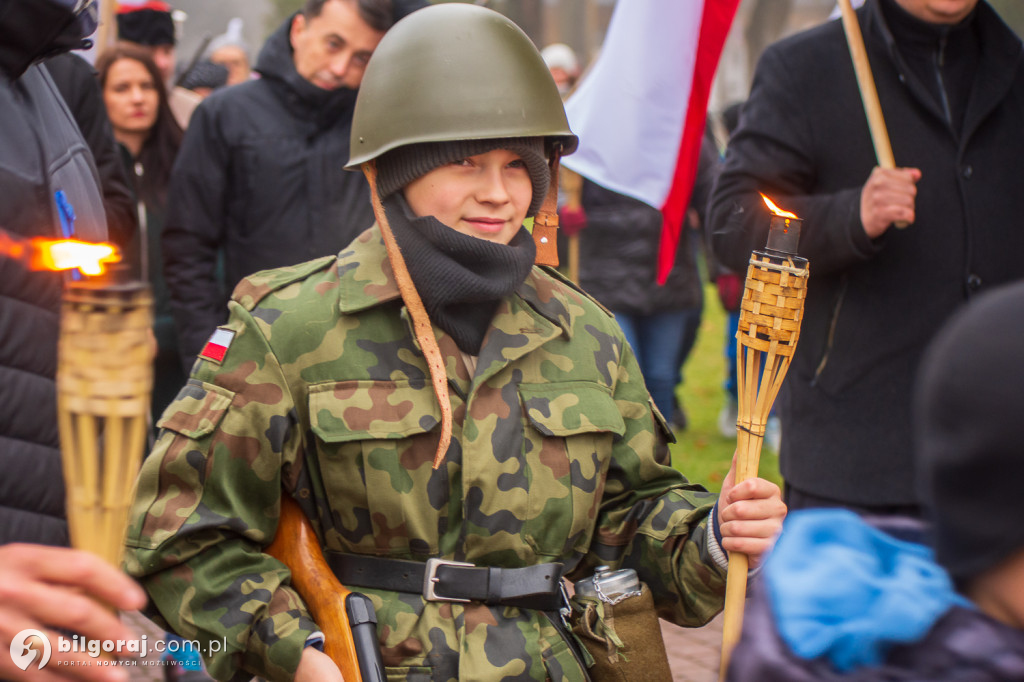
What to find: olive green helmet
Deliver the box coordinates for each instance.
[346,3,578,169]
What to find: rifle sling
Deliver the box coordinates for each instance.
[325,552,564,611]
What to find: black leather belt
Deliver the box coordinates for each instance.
[325,552,565,611]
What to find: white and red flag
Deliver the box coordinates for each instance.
[200,328,235,363]
[563,0,741,284]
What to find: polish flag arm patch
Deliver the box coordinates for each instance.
[200,328,236,363]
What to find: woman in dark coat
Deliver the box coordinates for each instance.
[97,45,185,425]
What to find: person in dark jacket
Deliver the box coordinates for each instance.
[575,166,708,430]
[725,281,1024,681]
[44,52,138,254]
[161,0,424,375]
[97,45,186,428]
[0,0,109,547]
[707,0,1024,516]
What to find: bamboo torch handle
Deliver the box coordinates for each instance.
[719,391,758,680]
[838,0,908,228]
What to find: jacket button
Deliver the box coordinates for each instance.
[967,274,982,291]
[962,165,973,179]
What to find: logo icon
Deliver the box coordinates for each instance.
[10,629,51,671]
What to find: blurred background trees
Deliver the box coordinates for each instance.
[171,0,1023,116]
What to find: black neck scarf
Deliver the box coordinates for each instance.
[383,194,536,355]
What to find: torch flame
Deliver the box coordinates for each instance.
[0,231,120,276]
[33,239,119,275]
[760,193,799,219]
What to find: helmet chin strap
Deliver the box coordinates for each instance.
[532,147,563,267]
[362,160,453,470]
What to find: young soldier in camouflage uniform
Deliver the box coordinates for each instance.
[124,5,785,681]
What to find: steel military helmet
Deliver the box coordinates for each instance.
[346,3,578,168]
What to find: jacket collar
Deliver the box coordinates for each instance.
[864,0,1022,142]
[254,14,359,127]
[335,224,576,341]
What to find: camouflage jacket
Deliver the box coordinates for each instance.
[125,226,727,682]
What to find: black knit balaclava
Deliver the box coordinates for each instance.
[913,281,1024,587]
[376,137,551,217]
[381,193,536,356]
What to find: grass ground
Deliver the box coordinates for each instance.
[668,285,782,493]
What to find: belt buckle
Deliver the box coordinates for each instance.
[423,558,474,602]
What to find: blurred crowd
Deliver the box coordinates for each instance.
[2,0,1024,680]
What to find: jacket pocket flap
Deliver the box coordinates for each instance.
[309,379,441,443]
[520,381,625,437]
[156,380,235,438]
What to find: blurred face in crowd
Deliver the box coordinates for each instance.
[103,57,159,138]
[210,45,250,86]
[893,0,979,23]
[403,149,534,246]
[120,40,176,83]
[548,67,575,96]
[290,0,385,90]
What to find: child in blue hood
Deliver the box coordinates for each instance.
[726,280,1024,681]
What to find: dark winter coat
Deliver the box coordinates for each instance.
[730,575,1024,681]
[44,52,138,252]
[708,0,1024,506]
[161,17,375,371]
[576,133,718,316]
[0,64,107,545]
[577,180,704,315]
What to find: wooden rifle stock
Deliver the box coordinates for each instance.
[266,495,384,682]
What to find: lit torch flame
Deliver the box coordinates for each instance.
[760,193,799,219]
[0,230,120,276]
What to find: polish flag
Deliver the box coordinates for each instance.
[200,328,235,363]
[563,0,741,284]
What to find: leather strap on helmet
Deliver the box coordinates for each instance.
[363,161,452,470]
[532,149,563,267]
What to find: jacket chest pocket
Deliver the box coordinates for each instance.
[519,382,623,557]
[309,379,445,556]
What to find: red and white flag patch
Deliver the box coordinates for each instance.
[200,328,235,363]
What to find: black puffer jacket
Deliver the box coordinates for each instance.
[575,133,718,316]
[0,2,108,545]
[576,179,703,315]
[708,0,1024,506]
[162,16,376,370]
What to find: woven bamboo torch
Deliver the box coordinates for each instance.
[719,196,809,679]
[39,236,154,568]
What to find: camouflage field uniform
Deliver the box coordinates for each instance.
[125,226,728,682]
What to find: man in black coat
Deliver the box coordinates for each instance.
[708,0,1024,515]
[0,0,110,547]
[162,0,424,373]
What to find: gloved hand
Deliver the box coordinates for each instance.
[558,205,587,237]
[717,272,743,312]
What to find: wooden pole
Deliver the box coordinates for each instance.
[95,0,118,54]
[719,250,809,679]
[837,0,908,228]
[561,166,584,284]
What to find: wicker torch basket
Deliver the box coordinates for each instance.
[57,280,153,567]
